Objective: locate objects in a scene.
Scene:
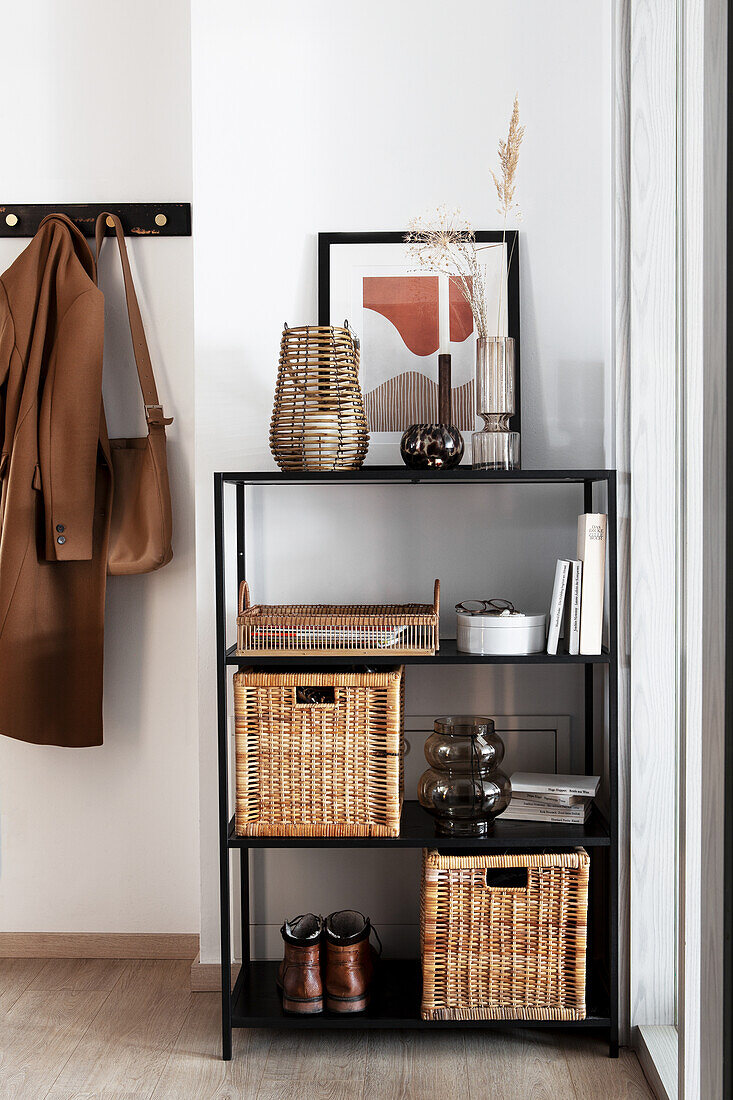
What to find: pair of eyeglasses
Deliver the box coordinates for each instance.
[455,598,516,615]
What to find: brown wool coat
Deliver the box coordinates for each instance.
[0,214,112,747]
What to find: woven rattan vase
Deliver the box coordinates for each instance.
[270,323,369,470]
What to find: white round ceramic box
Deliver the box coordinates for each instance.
[455,609,547,655]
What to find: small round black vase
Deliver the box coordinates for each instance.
[400,424,464,469]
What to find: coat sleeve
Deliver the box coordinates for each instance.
[38,287,105,561]
[0,281,15,465]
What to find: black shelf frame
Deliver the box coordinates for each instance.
[225,639,612,667]
[227,801,612,850]
[231,959,611,1031]
[214,468,619,1060]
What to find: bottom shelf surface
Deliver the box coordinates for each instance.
[231,959,611,1030]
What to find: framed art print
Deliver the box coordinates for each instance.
[318,231,520,439]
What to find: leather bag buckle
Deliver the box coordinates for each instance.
[145,404,173,427]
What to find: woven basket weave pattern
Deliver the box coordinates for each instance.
[270,323,369,471]
[234,668,404,837]
[420,849,589,1021]
[236,581,440,657]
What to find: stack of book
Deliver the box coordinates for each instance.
[503,772,601,824]
[546,512,607,655]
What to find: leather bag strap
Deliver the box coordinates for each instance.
[95,212,172,428]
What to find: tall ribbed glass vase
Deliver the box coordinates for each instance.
[472,337,520,470]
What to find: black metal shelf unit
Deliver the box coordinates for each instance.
[214,468,619,1060]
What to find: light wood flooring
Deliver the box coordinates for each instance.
[0,958,654,1099]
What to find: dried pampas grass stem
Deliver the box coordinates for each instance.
[491,94,525,221]
[405,96,524,340]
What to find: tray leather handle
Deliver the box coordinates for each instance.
[239,580,251,614]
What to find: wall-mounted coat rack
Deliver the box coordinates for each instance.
[0,203,191,237]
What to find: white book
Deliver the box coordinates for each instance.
[516,790,588,808]
[577,513,607,655]
[546,559,570,655]
[504,797,592,819]
[566,559,583,655]
[510,772,601,799]
[504,798,591,816]
[510,793,592,812]
[503,805,592,824]
[506,795,591,816]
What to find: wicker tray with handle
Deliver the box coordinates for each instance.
[236,580,440,657]
[420,847,590,1021]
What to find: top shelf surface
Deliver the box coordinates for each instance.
[219,467,615,486]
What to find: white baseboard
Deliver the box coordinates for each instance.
[634,1025,678,1100]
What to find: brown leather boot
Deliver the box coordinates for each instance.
[324,910,377,1013]
[276,913,323,1014]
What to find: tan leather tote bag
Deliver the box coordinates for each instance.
[95,213,173,575]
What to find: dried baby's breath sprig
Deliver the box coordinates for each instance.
[405,205,494,339]
[405,98,524,341]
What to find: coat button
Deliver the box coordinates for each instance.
[56,524,65,533]
[57,535,66,545]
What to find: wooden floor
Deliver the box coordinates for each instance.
[0,958,654,1099]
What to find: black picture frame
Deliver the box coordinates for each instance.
[317,230,521,433]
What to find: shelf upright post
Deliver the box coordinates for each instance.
[235,481,251,984]
[583,480,595,775]
[581,479,597,1042]
[214,473,233,1060]
[236,481,246,592]
[607,470,619,1057]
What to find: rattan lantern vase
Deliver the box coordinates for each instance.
[270,323,369,470]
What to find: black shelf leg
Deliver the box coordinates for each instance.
[240,848,250,982]
[236,482,250,1008]
[215,474,233,1061]
[583,479,595,776]
[608,642,620,1058]
[607,472,619,1058]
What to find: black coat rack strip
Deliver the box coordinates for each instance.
[0,203,191,237]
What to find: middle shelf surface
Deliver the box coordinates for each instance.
[226,639,612,667]
[228,800,611,850]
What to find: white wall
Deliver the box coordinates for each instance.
[0,0,614,961]
[0,0,198,934]
[192,0,612,961]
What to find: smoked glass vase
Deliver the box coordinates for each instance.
[400,354,464,469]
[472,337,520,470]
[418,715,511,836]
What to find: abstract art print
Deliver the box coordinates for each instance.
[318,232,520,437]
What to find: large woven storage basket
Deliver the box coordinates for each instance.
[236,580,440,657]
[234,667,404,837]
[420,848,589,1021]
